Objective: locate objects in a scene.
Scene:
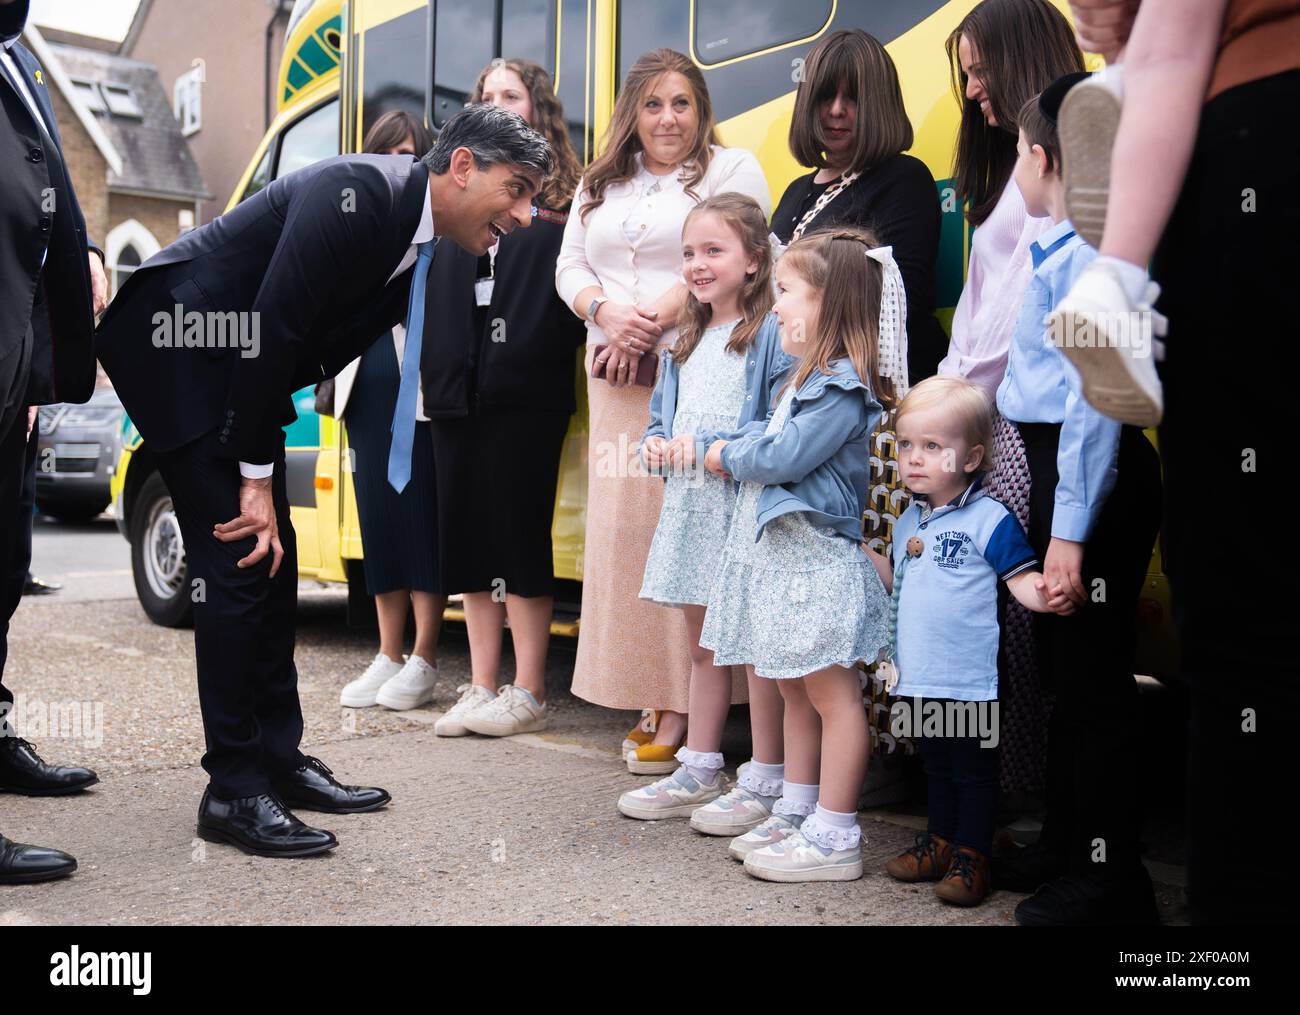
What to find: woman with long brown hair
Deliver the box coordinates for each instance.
[556,49,771,770]
[935,0,1083,839]
[416,58,588,739]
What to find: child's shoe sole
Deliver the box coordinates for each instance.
[618,797,714,821]
[1059,80,1121,251]
[743,854,863,883]
[690,812,766,837]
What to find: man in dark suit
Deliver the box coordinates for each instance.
[95,103,553,858]
[1,0,105,885]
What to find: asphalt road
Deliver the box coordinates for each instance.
[0,513,1189,925]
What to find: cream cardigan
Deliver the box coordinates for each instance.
[555,146,771,348]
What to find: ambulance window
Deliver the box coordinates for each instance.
[501,0,554,71]
[275,97,341,179]
[240,146,273,203]
[360,5,429,140]
[432,0,495,127]
[693,0,833,64]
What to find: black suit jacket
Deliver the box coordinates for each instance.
[0,22,97,431]
[95,153,430,464]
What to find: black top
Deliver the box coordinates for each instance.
[421,205,586,417]
[770,153,947,383]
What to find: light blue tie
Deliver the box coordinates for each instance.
[387,239,436,492]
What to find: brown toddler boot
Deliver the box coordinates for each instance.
[934,845,992,906]
[885,832,953,882]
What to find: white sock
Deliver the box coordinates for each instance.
[1094,255,1150,303]
[675,746,723,787]
[772,780,818,818]
[802,803,862,852]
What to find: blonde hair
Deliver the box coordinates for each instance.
[671,193,775,364]
[895,375,994,473]
[778,226,894,408]
[579,49,719,223]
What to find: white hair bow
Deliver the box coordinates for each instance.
[865,245,909,397]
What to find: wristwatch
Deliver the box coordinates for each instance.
[587,296,609,322]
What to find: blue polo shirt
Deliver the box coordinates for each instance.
[891,477,1038,702]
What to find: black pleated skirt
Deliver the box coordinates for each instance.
[344,336,439,595]
[428,407,570,598]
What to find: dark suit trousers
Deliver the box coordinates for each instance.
[1018,422,1162,877]
[1152,71,1296,923]
[154,428,305,798]
[0,409,38,706]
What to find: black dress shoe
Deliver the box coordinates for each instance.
[0,833,77,884]
[196,789,338,858]
[992,840,1068,893]
[0,737,99,796]
[271,756,391,814]
[1014,867,1159,926]
[22,575,62,596]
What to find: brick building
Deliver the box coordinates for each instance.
[21,24,209,298]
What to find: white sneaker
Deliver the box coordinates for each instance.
[618,766,723,820]
[743,828,863,883]
[460,684,548,737]
[690,782,772,836]
[374,654,439,710]
[1048,260,1165,426]
[340,653,404,708]
[727,812,805,862]
[434,683,496,737]
[1059,65,1123,251]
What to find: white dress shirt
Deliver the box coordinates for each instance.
[241,172,435,477]
[0,36,51,137]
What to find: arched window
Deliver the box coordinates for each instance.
[112,243,142,297]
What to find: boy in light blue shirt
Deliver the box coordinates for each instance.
[868,376,1066,908]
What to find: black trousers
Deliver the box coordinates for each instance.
[1018,421,1161,877]
[154,428,304,799]
[0,409,38,709]
[917,701,1000,856]
[1152,70,1297,924]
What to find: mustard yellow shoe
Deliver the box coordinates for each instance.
[627,741,684,775]
[621,710,659,760]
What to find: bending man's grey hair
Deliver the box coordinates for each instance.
[421,104,555,180]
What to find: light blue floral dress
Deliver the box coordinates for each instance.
[698,386,891,679]
[639,320,748,607]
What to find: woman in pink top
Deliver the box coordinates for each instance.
[939,0,1084,805]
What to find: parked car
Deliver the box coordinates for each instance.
[36,387,124,522]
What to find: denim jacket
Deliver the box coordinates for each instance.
[639,312,791,471]
[719,357,882,543]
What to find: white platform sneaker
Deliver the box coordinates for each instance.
[339,653,404,708]
[375,654,439,710]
